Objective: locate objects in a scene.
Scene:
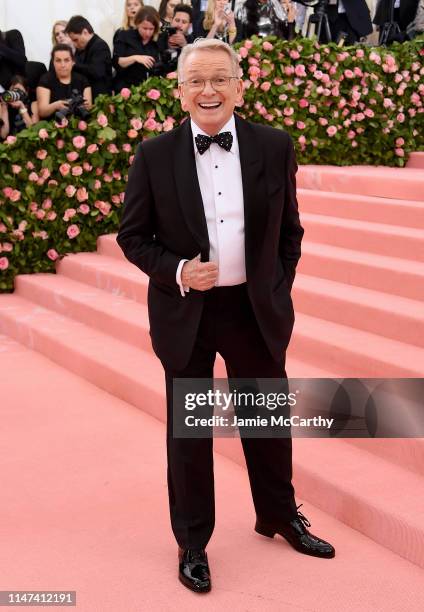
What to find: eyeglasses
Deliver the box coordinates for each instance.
[179,76,239,92]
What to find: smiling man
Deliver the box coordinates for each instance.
[117,38,335,594]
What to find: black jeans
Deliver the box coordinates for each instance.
[163,283,297,549]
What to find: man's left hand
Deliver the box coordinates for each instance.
[168,32,187,48]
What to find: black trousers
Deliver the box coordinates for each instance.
[163,283,298,549]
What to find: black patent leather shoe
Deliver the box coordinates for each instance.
[255,504,335,559]
[178,547,211,593]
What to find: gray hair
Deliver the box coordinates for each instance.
[177,38,241,82]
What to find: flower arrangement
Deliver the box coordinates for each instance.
[0,36,423,292]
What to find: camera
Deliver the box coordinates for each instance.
[0,88,29,106]
[162,23,178,37]
[55,89,90,123]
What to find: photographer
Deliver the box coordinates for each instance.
[158,5,194,72]
[113,6,161,91]
[237,0,297,40]
[36,44,92,121]
[201,0,240,44]
[326,0,373,44]
[1,75,39,134]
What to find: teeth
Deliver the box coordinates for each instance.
[199,103,221,108]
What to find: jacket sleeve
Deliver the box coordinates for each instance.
[116,143,182,287]
[0,30,27,72]
[74,41,111,82]
[279,134,304,291]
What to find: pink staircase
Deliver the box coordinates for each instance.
[1,164,424,607]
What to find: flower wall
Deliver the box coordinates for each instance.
[0,36,423,291]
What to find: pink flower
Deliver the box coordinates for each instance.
[87,144,98,154]
[260,81,271,92]
[245,40,253,49]
[5,135,17,144]
[166,71,177,79]
[72,166,83,176]
[2,242,12,251]
[299,98,309,109]
[56,139,65,149]
[298,135,306,145]
[94,200,112,215]
[283,107,294,116]
[35,209,46,219]
[130,117,143,131]
[29,202,38,212]
[326,126,337,137]
[12,164,22,174]
[47,249,59,261]
[65,185,76,198]
[38,128,49,140]
[146,88,161,100]
[318,117,328,126]
[78,204,90,215]
[67,224,80,239]
[46,211,57,221]
[76,187,89,202]
[273,77,283,86]
[309,105,317,114]
[296,121,306,130]
[283,117,294,126]
[396,137,405,146]
[144,118,157,131]
[127,129,138,139]
[295,64,306,78]
[94,180,101,190]
[344,69,354,79]
[78,121,87,131]
[59,163,71,176]
[0,257,9,270]
[97,114,108,127]
[397,113,405,123]
[112,195,121,205]
[238,46,248,59]
[262,41,273,51]
[120,88,131,99]
[284,66,294,76]
[107,143,119,154]
[67,151,79,162]
[0,223,7,233]
[18,221,27,231]
[395,148,404,157]
[42,198,52,210]
[72,135,86,149]
[364,108,374,118]
[29,172,38,182]
[347,130,356,139]
[289,50,300,60]
[9,189,21,202]
[63,208,77,221]
[36,149,48,160]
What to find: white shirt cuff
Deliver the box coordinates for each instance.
[176,259,190,297]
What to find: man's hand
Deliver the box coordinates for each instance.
[181,254,218,291]
[168,32,187,48]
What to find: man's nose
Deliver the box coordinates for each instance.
[202,80,216,95]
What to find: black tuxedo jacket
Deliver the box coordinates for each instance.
[116,114,304,371]
[328,0,373,37]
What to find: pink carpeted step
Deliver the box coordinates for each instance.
[299,242,424,301]
[297,165,424,201]
[1,301,424,570]
[293,274,424,347]
[298,189,424,229]
[301,212,424,261]
[345,438,424,478]
[406,152,424,169]
[2,336,424,609]
[288,313,424,378]
[97,233,127,260]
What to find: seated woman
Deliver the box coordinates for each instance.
[4,75,39,134]
[200,0,240,45]
[158,0,181,30]
[52,20,74,47]
[36,44,92,121]
[113,0,145,43]
[113,6,161,91]
[0,27,27,90]
[237,0,297,40]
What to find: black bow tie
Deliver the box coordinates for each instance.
[195,131,233,155]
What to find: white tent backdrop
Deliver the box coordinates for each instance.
[2,0,379,68]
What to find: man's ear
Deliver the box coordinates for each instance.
[179,85,187,111]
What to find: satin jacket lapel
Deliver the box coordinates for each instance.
[173,120,210,261]
[235,114,266,277]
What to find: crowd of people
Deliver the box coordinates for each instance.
[0,0,423,139]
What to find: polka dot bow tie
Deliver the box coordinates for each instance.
[195,131,233,155]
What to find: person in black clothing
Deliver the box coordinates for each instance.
[158,5,195,73]
[113,6,161,91]
[65,15,112,99]
[37,44,92,121]
[158,0,181,29]
[374,0,420,40]
[326,0,373,44]
[0,28,27,90]
[113,0,144,44]
[4,75,39,134]
[237,0,296,40]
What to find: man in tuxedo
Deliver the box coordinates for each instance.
[326,0,373,44]
[117,38,335,594]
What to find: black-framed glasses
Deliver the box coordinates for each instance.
[179,76,239,91]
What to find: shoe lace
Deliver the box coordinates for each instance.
[296,503,311,528]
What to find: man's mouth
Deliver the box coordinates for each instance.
[198,102,222,110]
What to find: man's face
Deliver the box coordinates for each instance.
[178,49,243,136]
[68,29,91,50]
[172,12,191,35]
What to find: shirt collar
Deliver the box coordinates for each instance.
[191,114,238,156]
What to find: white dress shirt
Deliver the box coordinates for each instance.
[176,115,247,296]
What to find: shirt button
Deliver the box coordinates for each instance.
[218,192,222,195]
[220,219,224,223]
[215,165,218,169]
